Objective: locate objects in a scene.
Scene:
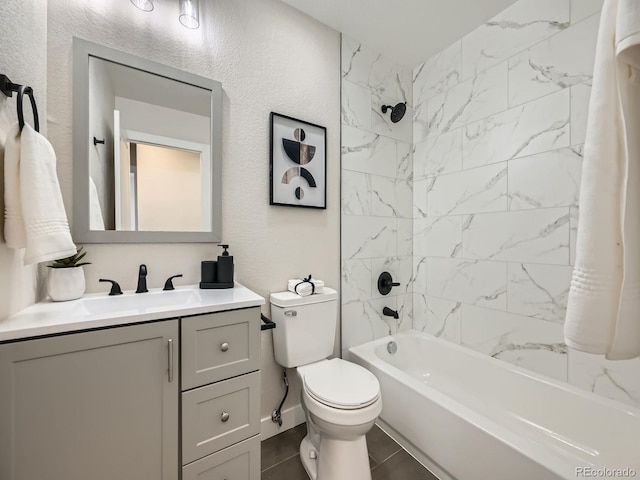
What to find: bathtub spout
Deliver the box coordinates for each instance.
[382,307,399,319]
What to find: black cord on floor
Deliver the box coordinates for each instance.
[271,369,289,427]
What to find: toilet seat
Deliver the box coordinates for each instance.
[302,358,380,410]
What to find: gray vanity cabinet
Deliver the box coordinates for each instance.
[180,307,261,478]
[0,320,179,480]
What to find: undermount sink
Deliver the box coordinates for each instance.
[78,288,200,316]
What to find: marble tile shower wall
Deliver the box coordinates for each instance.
[341,35,414,358]
[412,0,640,408]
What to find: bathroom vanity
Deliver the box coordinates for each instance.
[0,285,264,480]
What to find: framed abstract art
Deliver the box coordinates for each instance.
[269,112,326,209]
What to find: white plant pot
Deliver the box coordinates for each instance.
[48,267,86,302]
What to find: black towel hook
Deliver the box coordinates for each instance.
[17,85,39,133]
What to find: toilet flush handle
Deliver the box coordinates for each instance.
[284,310,297,317]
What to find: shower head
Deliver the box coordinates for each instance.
[381,102,407,123]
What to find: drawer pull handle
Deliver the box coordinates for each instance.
[221,411,230,422]
[220,342,229,352]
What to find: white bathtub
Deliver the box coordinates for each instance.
[349,330,640,480]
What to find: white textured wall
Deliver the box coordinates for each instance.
[340,35,414,358]
[46,0,340,432]
[412,0,640,408]
[0,0,48,318]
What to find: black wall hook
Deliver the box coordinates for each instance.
[93,137,105,145]
[0,74,19,97]
[1,74,40,132]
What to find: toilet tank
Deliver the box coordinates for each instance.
[270,287,338,368]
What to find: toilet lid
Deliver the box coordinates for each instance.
[303,358,380,410]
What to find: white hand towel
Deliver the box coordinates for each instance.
[19,124,76,265]
[565,0,640,360]
[287,278,325,296]
[3,123,26,248]
[288,279,313,297]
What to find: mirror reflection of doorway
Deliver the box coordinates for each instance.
[114,125,211,232]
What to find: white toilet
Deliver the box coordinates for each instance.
[270,287,382,480]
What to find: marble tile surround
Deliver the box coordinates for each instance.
[341,35,414,358]
[341,0,638,409]
[342,35,412,105]
[568,349,640,406]
[508,147,582,210]
[462,89,571,170]
[460,305,568,382]
[410,0,639,408]
[460,0,570,80]
[507,13,599,107]
[461,208,570,264]
[414,62,508,142]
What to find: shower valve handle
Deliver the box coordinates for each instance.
[378,271,400,295]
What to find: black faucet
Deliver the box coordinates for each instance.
[163,274,183,291]
[383,307,399,319]
[136,264,148,293]
[99,279,123,296]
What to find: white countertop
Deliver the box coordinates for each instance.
[0,283,265,342]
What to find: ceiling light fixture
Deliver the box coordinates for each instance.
[130,0,154,12]
[179,0,200,29]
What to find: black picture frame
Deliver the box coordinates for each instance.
[270,112,327,209]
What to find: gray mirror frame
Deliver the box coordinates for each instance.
[72,37,222,243]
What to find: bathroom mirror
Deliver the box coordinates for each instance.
[72,38,222,243]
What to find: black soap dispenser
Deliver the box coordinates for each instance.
[216,244,234,287]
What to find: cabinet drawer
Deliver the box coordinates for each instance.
[182,371,260,464]
[181,307,260,390]
[182,434,260,480]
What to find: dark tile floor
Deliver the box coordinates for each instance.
[261,423,438,480]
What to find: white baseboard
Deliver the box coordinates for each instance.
[260,403,306,441]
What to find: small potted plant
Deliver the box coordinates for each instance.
[47,247,91,302]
